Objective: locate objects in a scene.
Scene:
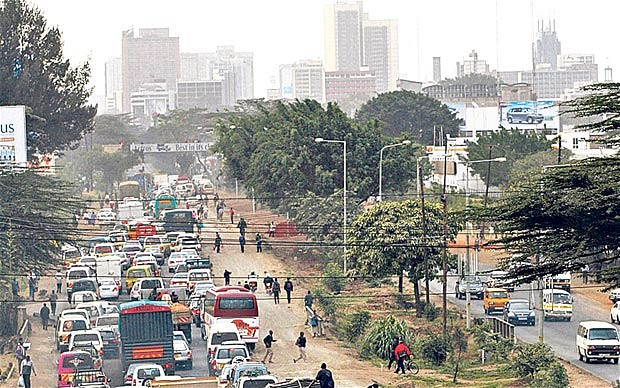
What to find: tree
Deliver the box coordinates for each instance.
[347,200,460,303]
[507,149,572,186]
[92,114,139,146]
[440,73,498,88]
[467,129,551,187]
[355,90,460,144]
[0,0,96,157]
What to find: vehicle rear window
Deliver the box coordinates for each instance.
[61,354,94,369]
[97,316,117,326]
[141,279,161,289]
[73,281,96,292]
[69,270,88,279]
[123,246,141,252]
[189,272,210,281]
[128,269,146,278]
[95,246,113,254]
[217,348,247,359]
[62,320,88,332]
[218,297,255,310]
[73,334,100,343]
[181,238,199,245]
[211,333,239,345]
[137,368,162,380]
[489,292,507,298]
[100,331,115,340]
[241,379,271,388]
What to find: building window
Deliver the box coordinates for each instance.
[572,138,579,149]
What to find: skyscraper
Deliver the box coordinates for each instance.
[291,60,325,102]
[362,17,399,92]
[323,2,364,72]
[104,58,122,114]
[534,20,561,69]
[206,46,254,105]
[180,53,210,81]
[121,28,180,113]
[432,57,442,83]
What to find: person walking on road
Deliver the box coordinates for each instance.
[255,233,263,253]
[214,232,222,253]
[387,336,399,371]
[311,311,320,337]
[262,330,276,363]
[394,340,412,374]
[293,332,307,363]
[20,355,36,388]
[55,271,63,294]
[314,363,335,388]
[237,217,247,236]
[12,278,19,298]
[224,269,232,286]
[304,290,313,309]
[15,338,25,373]
[40,303,50,330]
[239,234,246,253]
[284,278,294,304]
[269,221,276,237]
[28,273,36,301]
[230,207,235,224]
[272,278,281,304]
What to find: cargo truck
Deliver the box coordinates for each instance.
[170,302,193,342]
[119,301,175,375]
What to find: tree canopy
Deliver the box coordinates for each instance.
[0,0,96,157]
[355,90,460,144]
[467,129,551,187]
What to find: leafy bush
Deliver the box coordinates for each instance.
[471,322,514,360]
[530,361,569,388]
[313,286,341,321]
[394,293,415,309]
[322,262,345,293]
[423,302,439,321]
[419,332,451,366]
[509,343,555,379]
[343,310,371,342]
[360,315,412,359]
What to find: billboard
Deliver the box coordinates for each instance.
[500,100,559,133]
[130,143,212,153]
[0,106,27,164]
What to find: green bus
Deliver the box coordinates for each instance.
[154,194,177,218]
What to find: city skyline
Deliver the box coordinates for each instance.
[29,0,620,101]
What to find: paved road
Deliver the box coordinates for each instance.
[431,271,620,383]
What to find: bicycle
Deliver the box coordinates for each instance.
[405,357,420,375]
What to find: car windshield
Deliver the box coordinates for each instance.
[589,328,619,340]
[242,381,273,388]
[510,302,530,310]
[211,333,239,345]
[217,347,247,359]
[490,292,507,298]
[97,316,117,326]
[123,246,141,252]
[95,246,112,254]
[137,368,162,379]
[553,293,571,304]
[181,238,199,245]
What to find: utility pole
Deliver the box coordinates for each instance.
[419,162,429,305]
[557,136,562,164]
[441,140,448,335]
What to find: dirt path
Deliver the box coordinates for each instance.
[202,200,394,386]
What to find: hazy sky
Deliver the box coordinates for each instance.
[29,0,619,99]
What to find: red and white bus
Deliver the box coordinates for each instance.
[201,286,259,351]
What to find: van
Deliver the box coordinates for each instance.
[56,315,90,352]
[576,321,620,364]
[543,289,573,321]
[125,265,154,291]
[91,243,116,257]
[130,277,166,301]
[57,350,106,388]
[206,321,242,357]
[66,266,96,297]
[483,288,509,315]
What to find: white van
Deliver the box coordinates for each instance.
[542,289,573,321]
[205,321,242,356]
[576,321,620,364]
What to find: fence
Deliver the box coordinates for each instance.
[474,316,515,342]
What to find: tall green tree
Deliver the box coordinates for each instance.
[92,114,138,146]
[467,129,551,187]
[0,0,96,157]
[347,200,460,303]
[355,90,460,144]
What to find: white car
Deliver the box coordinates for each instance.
[168,252,189,272]
[209,341,250,376]
[173,338,193,369]
[125,363,165,387]
[97,210,116,223]
[76,256,97,269]
[98,279,120,300]
[95,313,119,333]
[612,301,620,324]
[610,289,620,303]
[191,281,215,297]
[68,329,103,354]
[170,272,190,288]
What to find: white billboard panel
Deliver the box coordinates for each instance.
[0,106,27,164]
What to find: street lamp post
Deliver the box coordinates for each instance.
[315,137,348,272]
[464,156,507,329]
[378,140,411,202]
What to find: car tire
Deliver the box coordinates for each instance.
[578,348,583,361]
[614,358,619,364]
[188,361,193,370]
[507,117,513,124]
[585,355,590,363]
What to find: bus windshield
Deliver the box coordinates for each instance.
[553,293,571,304]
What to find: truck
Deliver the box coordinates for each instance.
[544,272,571,292]
[117,200,144,221]
[170,302,193,342]
[119,301,175,375]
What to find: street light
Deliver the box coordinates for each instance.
[378,140,411,202]
[463,156,507,329]
[315,137,348,272]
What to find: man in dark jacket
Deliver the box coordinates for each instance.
[224,269,232,286]
[283,278,294,304]
[314,363,335,388]
[237,217,247,236]
[40,303,50,330]
[214,232,222,253]
[239,234,246,253]
[261,330,276,363]
[387,336,399,370]
[272,278,280,304]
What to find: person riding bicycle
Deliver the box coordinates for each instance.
[394,340,412,375]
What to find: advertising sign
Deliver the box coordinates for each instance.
[500,100,559,133]
[0,106,27,164]
[130,143,212,153]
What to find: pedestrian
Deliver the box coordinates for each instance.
[197,204,204,220]
[387,336,399,371]
[230,207,235,224]
[255,233,263,253]
[582,264,590,284]
[310,311,319,337]
[224,269,232,286]
[269,221,276,238]
[55,271,63,294]
[243,281,251,291]
[15,338,25,372]
[217,206,224,222]
[293,332,307,363]
[49,291,58,316]
[394,340,412,375]
[272,278,281,304]
[213,192,219,207]
[284,278,294,304]
[20,355,36,388]
[239,234,246,253]
[304,290,313,309]
[237,217,247,236]
[40,303,50,330]
[262,330,276,363]
[12,278,19,298]
[28,273,36,301]
[314,363,335,388]
[214,232,222,253]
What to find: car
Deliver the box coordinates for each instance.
[121,243,143,259]
[228,362,269,388]
[144,248,165,266]
[95,313,119,333]
[173,330,190,347]
[455,275,484,299]
[56,315,91,352]
[506,107,544,124]
[173,339,193,369]
[209,341,250,376]
[125,363,165,387]
[133,256,161,275]
[66,266,96,298]
[486,270,515,293]
[97,328,119,358]
[71,290,99,306]
[188,296,203,327]
[611,301,620,324]
[60,309,91,322]
[165,231,185,245]
[98,279,120,300]
[175,236,201,253]
[168,252,189,272]
[174,263,188,273]
[237,375,278,388]
[76,256,98,269]
[503,299,535,326]
[97,209,117,224]
[170,272,190,288]
[68,329,103,355]
[610,289,620,303]
[204,321,242,352]
[191,281,215,297]
[56,351,106,388]
[577,321,620,364]
[187,269,212,293]
[76,301,109,326]
[130,277,166,301]
[125,265,155,291]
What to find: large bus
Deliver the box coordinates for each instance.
[163,209,195,233]
[119,301,175,375]
[154,194,177,219]
[119,181,140,200]
[201,286,259,351]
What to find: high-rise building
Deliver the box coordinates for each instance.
[130,82,176,126]
[104,58,122,114]
[456,50,491,77]
[280,60,325,102]
[176,80,223,110]
[535,20,561,69]
[323,2,364,72]
[121,28,180,113]
[180,53,210,81]
[206,46,254,105]
[362,17,399,92]
[432,57,442,83]
[325,69,376,102]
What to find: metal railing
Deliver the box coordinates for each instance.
[474,316,515,342]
